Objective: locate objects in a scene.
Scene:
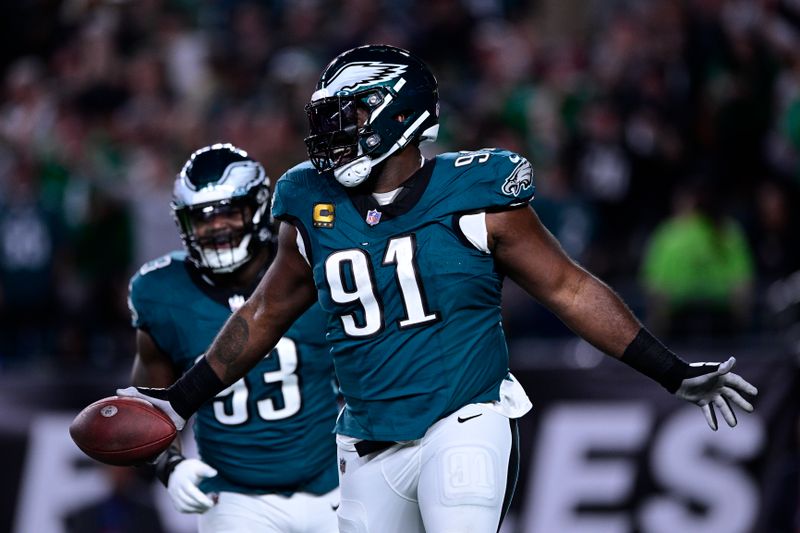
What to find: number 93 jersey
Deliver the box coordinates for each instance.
[272,149,535,442]
[128,251,338,495]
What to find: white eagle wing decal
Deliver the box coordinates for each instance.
[324,62,408,93]
[501,158,533,197]
[220,161,262,188]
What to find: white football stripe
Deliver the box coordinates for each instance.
[370,111,432,167]
[369,93,394,121]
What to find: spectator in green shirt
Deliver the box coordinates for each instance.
[641,178,754,337]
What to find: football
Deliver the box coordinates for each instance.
[69,395,177,466]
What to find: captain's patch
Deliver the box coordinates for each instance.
[313,203,335,228]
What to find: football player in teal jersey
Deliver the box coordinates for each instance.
[126,144,339,533]
[120,47,758,533]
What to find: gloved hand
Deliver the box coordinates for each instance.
[167,458,218,513]
[116,386,187,431]
[675,357,758,431]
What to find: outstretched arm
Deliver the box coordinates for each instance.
[118,222,317,428]
[487,205,757,429]
[488,205,640,357]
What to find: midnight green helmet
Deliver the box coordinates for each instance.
[304,44,439,187]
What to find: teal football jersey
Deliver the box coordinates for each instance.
[128,251,338,495]
[272,149,535,441]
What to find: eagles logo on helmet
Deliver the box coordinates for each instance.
[171,143,273,273]
[304,45,439,187]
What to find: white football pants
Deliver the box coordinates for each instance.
[198,487,339,533]
[336,403,520,533]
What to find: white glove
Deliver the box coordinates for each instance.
[116,386,187,431]
[675,357,758,431]
[167,458,219,513]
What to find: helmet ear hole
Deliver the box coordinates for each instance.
[394,110,414,123]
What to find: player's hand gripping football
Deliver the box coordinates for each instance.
[675,357,758,431]
[116,386,187,431]
[167,458,218,513]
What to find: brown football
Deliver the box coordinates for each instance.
[69,395,177,466]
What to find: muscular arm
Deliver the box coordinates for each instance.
[486,204,758,430]
[205,221,318,383]
[487,205,640,358]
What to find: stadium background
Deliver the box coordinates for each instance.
[0,0,797,532]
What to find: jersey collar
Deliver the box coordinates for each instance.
[183,258,266,310]
[347,157,436,222]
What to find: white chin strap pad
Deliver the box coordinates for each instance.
[334,156,372,187]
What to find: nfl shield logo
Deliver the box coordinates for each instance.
[365,209,382,226]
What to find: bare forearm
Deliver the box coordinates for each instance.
[487,206,753,405]
[488,207,641,357]
[205,293,300,384]
[206,312,260,384]
[547,268,641,358]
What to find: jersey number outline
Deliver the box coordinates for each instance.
[325,234,439,337]
[211,337,301,425]
[454,149,492,167]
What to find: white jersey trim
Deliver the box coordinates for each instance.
[458,212,490,253]
[295,230,310,266]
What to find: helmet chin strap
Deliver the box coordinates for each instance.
[333,156,373,187]
[333,136,406,187]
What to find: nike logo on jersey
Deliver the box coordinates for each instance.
[331,503,340,511]
[457,413,483,423]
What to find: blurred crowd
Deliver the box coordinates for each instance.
[0,0,799,372]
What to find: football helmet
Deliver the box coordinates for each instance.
[304,44,439,187]
[171,143,272,273]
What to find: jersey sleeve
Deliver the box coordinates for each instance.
[271,161,319,224]
[441,149,536,211]
[127,255,179,354]
[129,269,155,331]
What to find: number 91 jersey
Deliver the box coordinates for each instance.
[272,149,535,442]
[128,251,338,495]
